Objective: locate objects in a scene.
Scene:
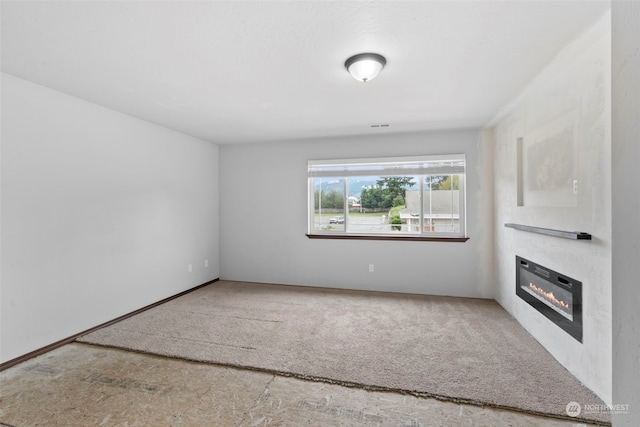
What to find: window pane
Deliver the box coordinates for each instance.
[345,176,387,234]
[423,175,460,233]
[307,155,466,239]
[350,175,419,234]
[312,177,345,232]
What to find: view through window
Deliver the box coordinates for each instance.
[308,155,466,239]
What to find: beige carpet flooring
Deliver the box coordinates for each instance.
[78,280,609,424]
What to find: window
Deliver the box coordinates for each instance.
[307,155,467,241]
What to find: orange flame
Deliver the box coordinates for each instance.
[529,282,570,311]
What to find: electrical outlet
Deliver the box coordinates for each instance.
[573,180,578,195]
[369,264,374,273]
[188,264,192,273]
[205,259,209,268]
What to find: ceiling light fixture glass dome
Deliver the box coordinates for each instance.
[345,53,386,83]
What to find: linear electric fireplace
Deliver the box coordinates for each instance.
[516,256,582,342]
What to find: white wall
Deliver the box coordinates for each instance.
[491,14,611,403]
[220,129,494,298]
[0,73,219,363]
[612,2,640,425]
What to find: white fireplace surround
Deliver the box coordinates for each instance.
[492,13,612,405]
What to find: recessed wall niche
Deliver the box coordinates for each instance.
[517,112,578,207]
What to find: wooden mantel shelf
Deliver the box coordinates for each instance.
[504,223,592,240]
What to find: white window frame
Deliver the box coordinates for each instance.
[307,154,467,241]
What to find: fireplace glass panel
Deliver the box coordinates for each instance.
[520,269,573,320]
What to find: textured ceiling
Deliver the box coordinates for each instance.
[1,1,610,144]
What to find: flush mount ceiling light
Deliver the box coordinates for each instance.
[344,53,386,83]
